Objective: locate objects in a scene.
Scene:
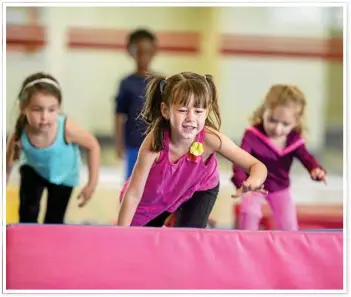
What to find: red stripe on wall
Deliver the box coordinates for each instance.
[67,28,201,53]
[220,35,343,61]
[6,24,343,61]
[6,24,46,52]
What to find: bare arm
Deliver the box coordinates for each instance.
[6,133,16,185]
[205,127,267,188]
[65,118,101,190]
[115,113,126,158]
[117,133,158,226]
[231,131,252,189]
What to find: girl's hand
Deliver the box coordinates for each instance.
[232,180,267,198]
[311,168,327,185]
[77,185,95,207]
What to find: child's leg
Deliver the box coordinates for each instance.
[173,183,219,228]
[44,183,73,224]
[125,147,139,181]
[19,165,46,223]
[238,192,265,230]
[164,213,176,227]
[145,211,172,227]
[266,188,298,231]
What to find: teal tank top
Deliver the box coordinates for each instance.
[19,114,81,187]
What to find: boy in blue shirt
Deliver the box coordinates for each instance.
[114,29,158,180]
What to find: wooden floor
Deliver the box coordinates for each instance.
[6,158,343,228]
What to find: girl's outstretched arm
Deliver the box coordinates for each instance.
[231,130,253,189]
[65,118,101,207]
[295,143,327,184]
[205,127,267,192]
[117,133,158,226]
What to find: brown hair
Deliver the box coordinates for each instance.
[12,72,62,161]
[140,72,221,151]
[250,84,307,135]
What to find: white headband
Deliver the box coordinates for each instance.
[23,78,60,91]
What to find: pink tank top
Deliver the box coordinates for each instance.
[120,128,219,226]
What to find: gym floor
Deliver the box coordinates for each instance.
[6,147,343,228]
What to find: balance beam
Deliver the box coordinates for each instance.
[6,224,343,290]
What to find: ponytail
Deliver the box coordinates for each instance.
[204,74,221,131]
[140,74,168,151]
[13,114,27,161]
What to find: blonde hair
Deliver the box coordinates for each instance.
[141,72,221,151]
[250,84,307,135]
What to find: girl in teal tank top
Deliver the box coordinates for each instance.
[6,72,101,224]
[117,72,268,227]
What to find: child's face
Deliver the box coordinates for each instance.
[130,38,156,72]
[23,92,60,132]
[161,95,208,140]
[262,104,299,138]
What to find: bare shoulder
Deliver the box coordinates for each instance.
[204,126,225,152]
[64,116,85,135]
[64,117,80,142]
[138,132,159,164]
[64,116,100,150]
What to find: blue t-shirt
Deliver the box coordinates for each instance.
[19,114,81,187]
[115,74,148,148]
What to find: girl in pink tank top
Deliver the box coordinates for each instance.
[117,72,268,228]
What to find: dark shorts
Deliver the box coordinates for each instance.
[145,183,220,228]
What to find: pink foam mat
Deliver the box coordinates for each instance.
[6,224,343,290]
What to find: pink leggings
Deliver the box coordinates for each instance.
[238,188,298,231]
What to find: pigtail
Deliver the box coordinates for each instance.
[12,114,27,161]
[204,74,221,131]
[140,74,168,151]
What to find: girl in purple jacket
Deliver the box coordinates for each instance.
[232,84,327,231]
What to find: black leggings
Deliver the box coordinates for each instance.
[146,183,220,228]
[19,165,73,224]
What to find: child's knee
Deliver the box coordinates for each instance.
[273,204,298,230]
[238,212,261,230]
[240,193,263,217]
